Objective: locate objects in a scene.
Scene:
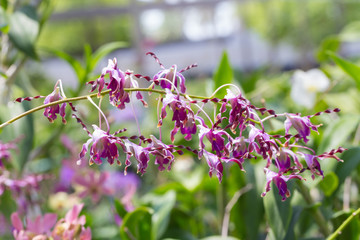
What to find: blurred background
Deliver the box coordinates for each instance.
[40,0,360,86]
[2,0,360,239]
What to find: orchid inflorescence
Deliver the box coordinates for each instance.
[10,52,345,201]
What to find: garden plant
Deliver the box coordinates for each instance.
[1,1,360,240]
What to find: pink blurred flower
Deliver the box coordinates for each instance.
[52,204,91,240]
[11,212,57,240]
[73,170,113,203]
[0,139,18,168]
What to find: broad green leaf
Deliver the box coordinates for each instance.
[318,114,360,154]
[316,36,340,62]
[283,206,303,240]
[0,0,7,9]
[213,51,233,99]
[331,210,360,240]
[120,207,153,240]
[263,181,294,240]
[84,44,93,74]
[44,48,85,82]
[143,190,176,240]
[336,147,360,185]
[90,41,127,72]
[327,52,360,90]
[318,172,339,197]
[8,5,39,59]
[114,199,127,219]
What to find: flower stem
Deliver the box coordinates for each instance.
[0,87,259,129]
[296,181,331,237]
[327,208,360,240]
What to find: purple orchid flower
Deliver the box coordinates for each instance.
[147,52,197,94]
[301,153,324,180]
[148,135,175,171]
[77,123,123,166]
[203,150,224,183]
[248,125,278,167]
[160,89,197,141]
[43,85,67,123]
[123,139,150,175]
[198,123,232,158]
[285,113,320,143]
[0,139,17,168]
[91,59,146,110]
[261,169,303,201]
[299,147,345,180]
[223,90,252,133]
[275,148,302,173]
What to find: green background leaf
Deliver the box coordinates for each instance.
[213,51,233,99]
[318,172,339,197]
[8,5,39,59]
[120,207,153,240]
[328,52,360,90]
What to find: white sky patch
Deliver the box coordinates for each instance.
[140,9,165,36]
[215,2,238,37]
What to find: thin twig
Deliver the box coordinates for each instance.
[221,184,253,238]
[327,208,360,240]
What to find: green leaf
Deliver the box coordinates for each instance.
[318,172,339,197]
[318,115,360,154]
[283,206,303,240]
[114,199,127,219]
[120,207,153,240]
[318,115,359,174]
[8,5,39,59]
[0,0,7,9]
[84,44,93,74]
[143,190,177,240]
[90,41,127,72]
[327,51,360,91]
[213,51,233,99]
[315,36,340,62]
[44,48,85,82]
[336,147,360,185]
[263,181,294,240]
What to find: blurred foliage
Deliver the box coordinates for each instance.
[240,0,360,51]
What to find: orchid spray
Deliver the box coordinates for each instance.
[1,52,346,237]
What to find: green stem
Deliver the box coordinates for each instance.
[327,208,360,240]
[296,181,331,237]
[0,87,260,129]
